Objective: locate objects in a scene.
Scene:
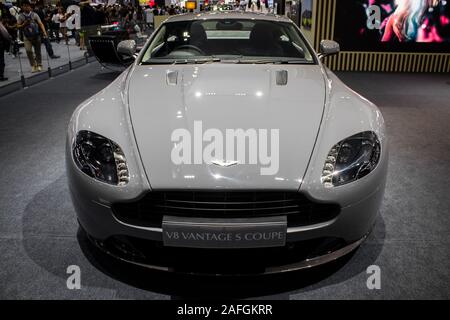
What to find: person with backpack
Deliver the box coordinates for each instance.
[16,1,48,73]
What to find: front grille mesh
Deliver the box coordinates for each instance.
[112,191,340,228]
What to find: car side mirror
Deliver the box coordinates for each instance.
[117,40,137,59]
[319,40,340,59]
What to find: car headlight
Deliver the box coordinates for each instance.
[321,131,381,187]
[72,130,129,186]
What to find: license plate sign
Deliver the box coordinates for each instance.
[162,216,287,249]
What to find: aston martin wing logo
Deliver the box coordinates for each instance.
[211,159,239,167]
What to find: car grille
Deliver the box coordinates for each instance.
[112,191,340,228]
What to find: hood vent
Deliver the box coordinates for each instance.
[276,70,288,86]
[166,70,178,85]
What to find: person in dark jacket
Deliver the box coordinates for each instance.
[0,18,11,81]
[4,13,18,58]
[79,1,98,54]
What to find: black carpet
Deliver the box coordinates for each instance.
[0,64,449,299]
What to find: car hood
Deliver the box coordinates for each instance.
[128,64,326,190]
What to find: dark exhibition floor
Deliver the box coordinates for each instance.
[0,63,449,299]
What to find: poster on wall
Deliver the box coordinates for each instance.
[301,0,313,30]
[334,0,450,52]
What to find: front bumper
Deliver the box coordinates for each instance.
[69,166,384,274]
[86,229,368,275]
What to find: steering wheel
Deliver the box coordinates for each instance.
[173,45,205,55]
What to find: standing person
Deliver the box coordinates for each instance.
[17,1,48,73]
[135,5,144,30]
[9,3,21,21]
[94,5,106,26]
[0,18,11,81]
[79,1,98,54]
[4,12,19,58]
[48,8,60,43]
[35,3,60,59]
[109,6,119,23]
[53,7,68,44]
[152,5,159,16]
[119,4,128,27]
[144,5,154,29]
[64,7,79,46]
[8,3,22,43]
[50,8,61,43]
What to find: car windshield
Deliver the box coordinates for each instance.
[140,19,315,64]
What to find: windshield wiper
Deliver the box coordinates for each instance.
[149,56,253,65]
[141,57,221,65]
[143,57,309,65]
[272,59,309,64]
[236,58,308,64]
[172,57,221,65]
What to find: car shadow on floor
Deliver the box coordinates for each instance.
[90,70,124,81]
[22,174,386,299]
[77,227,356,299]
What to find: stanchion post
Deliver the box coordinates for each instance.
[66,41,72,70]
[17,44,26,88]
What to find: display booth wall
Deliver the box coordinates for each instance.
[302,0,450,73]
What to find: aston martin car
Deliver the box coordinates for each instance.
[66,12,388,275]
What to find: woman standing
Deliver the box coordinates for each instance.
[49,7,60,43]
[53,7,68,44]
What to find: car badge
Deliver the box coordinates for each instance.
[211,160,239,167]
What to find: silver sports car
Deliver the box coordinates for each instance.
[66,12,388,275]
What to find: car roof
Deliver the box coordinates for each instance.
[163,11,293,24]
